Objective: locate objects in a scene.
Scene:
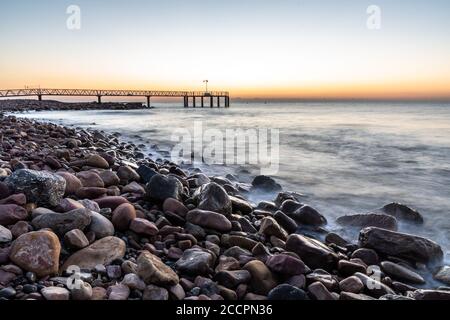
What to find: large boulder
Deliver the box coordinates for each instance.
[285,234,338,270]
[196,182,232,216]
[5,169,65,207]
[137,251,179,286]
[337,213,398,231]
[62,236,126,271]
[145,174,183,203]
[186,209,232,232]
[9,230,61,277]
[32,208,91,236]
[359,227,443,263]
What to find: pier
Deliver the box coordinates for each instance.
[0,88,230,108]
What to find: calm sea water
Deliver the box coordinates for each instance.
[17,101,450,263]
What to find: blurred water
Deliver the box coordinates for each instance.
[17,101,450,263]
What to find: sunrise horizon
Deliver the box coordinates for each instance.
[1,0,449,102]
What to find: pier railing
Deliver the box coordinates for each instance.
[0,88,230,108]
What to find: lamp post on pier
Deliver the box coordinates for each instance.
[203,80,209,93]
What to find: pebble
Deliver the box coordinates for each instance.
[434,266,450,285]
[111,203,136,231]
[64,229,89,249]
[380,261,425,284]
[175,248,215,276]
[5,169,66,207]
[137,251,179,286]
[31,208,91,236]
[186,209,232,232]
[9,230,61,277]
[243,260,277,295]
[108,284,130,300]
[41,287,70,300]
[197,182,232,215]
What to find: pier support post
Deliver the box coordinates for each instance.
[146,96,151,108]
[38,95,42,101]
[192,96,196,108]
[217,96,220,108]
[225,96,230,108]
[97,95,102,104]
[201,97,204,108]
[183,96,188,108]
[210,96,213,108]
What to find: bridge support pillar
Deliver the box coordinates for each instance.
[210,96,213,108]
[97,95,102,104]
[146,96,151,108]
[217,96,220,108]
[38,95,42,101]
[201,97,204,108]
[225,96,230,108]
[183,96,188,108]
[192,96,196,108]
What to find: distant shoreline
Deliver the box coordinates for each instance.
[0,99,147,113]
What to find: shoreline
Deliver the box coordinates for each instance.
[1,108,450,301]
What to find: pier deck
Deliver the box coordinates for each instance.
[0,88,230,108]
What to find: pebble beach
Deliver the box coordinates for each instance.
[1,101,450,301]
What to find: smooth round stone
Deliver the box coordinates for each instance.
[0,287,16,299]
[23,284,38,294]
[41,287,70,300]
[112,203,136,231]
[380,261,425,284]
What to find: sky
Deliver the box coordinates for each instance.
[0,0,450,100]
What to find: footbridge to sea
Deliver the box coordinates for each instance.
[0,88,230,108]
